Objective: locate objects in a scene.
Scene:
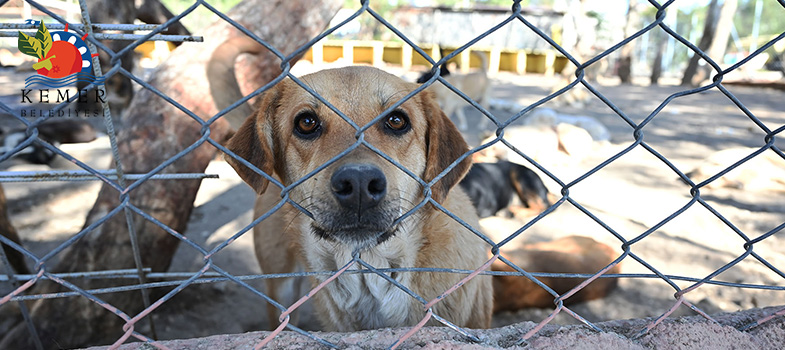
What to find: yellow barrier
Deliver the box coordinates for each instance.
[302,40,566,75]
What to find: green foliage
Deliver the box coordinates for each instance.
[18,31,44,59]
[18,23,52,60]
[339,1,399,41]
[35,22,52,57]
[734,0,785,40]
[737,0,785,36]
[162,0,241,9]
[425,0,552,7]
[343,0,548,8]
[159,0,243,32]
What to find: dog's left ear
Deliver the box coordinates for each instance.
[421,90,472,203]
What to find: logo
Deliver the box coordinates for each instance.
[18,21,105,89]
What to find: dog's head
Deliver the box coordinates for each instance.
[225,66,470,250]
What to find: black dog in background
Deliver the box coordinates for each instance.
[0,119,96,165]
[459,161,550,218]
[416,48,451,84]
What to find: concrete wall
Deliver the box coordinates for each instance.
[389,6,565,51]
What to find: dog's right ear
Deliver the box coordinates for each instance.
[223,88,280,194]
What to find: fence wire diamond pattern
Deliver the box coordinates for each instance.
[1,0,785,349]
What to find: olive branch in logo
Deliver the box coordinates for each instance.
[18,22,54,71]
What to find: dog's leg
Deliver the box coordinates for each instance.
[508,204,544,219]
[287,271,306,327]
[478,88,492,131]
[252,193,301,329]
[455,105,468,131]
[475,107,489,131]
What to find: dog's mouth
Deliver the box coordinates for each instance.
[303,190,411,250]
[310,220,398,251]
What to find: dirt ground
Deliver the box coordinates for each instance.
[85,306,785,349]
[2,65,785,345]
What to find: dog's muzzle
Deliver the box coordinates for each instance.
[310,163,396,248]
[330,163,387,213]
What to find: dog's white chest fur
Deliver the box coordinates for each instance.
[302,224,421,331]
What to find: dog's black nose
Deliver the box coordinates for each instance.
[331,164,387,212]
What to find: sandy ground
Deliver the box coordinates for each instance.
[83,306,785,349]
[2,66,785,345]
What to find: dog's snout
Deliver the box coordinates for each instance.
[331,164,387,211]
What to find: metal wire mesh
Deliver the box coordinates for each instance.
[1,0,784,349]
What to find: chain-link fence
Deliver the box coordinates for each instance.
[1,0,785,349]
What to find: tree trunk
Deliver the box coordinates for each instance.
[77,0,192,127]
[707,0,738,63]
[681,0,721,86]
[618,0,640,84]
[0,185,30,275]
[650,38,665,85]
[0,1,342,349]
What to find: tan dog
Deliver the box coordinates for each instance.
[426,51,491,130]
[492,236,620,312]
[224,66,492,331]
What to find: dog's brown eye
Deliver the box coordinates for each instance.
[298,116,318,132]
[384,110,410,135]
[294,111,321,139]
